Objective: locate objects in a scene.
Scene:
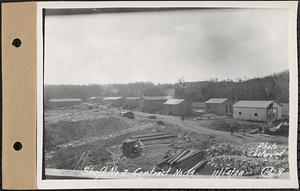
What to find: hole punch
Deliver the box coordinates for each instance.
[13,142,22,151]
[12,38,22,48]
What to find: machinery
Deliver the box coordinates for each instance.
[121,139,142,158]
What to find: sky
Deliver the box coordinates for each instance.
[45,8,289,85]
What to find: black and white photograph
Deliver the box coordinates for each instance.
[36,1,298,189]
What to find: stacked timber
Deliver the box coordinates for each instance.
[130,133,177,146]
[157,149,208,173]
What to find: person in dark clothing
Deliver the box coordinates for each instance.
[242,126,246,136]
[235,125,239,134]
[258,125,262,134]
[231,120,239,134]
[230,124,234,135]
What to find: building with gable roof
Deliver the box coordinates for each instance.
[139,96,171,113]
[49,98,81,108]
[163,99,191,116]
[204,98,233,115]
[103,97,125,107]
[232,100,283,122]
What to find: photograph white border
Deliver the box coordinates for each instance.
[36,1,299,189]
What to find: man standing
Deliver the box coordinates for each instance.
[233,120,239,134]
[242,126,246,136]
[230,123,234,135]
[258,125,263,134]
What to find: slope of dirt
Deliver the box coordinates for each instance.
[45,116,131,151]
[44,103,289,177]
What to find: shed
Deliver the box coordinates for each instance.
[49,98,81,108]
[281,103,289,117]
[103,97,125,107]
[139,96,171,113]
[163,99,191,116]
[204,98,233,115]
[232,100,283,122]
[88,96,103,103]
[125,97,141,109]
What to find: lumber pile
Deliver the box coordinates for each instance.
[157,149,208,173]
[130,133,177,146]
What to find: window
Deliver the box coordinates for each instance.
[254,113,258,116]
[239,112,242,115]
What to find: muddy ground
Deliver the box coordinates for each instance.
[44,103,289,177]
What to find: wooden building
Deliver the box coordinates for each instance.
[281,103,289,117]
[87,96,103,103]
[139,96,171,113]
[125,97,141,109]
[49,98,81,108]
[204,98,233,115]
[163,99,191,116]
[103,97,125,107]
[232,100,283,122]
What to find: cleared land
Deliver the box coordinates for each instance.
[44,103,289,178]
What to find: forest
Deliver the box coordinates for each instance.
[44,70,289,103]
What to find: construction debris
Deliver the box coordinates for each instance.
[45,102,289,177]
[148,115,157,119]
[267,121,289,136]
[249,128,259,134]
[121,139,143,158]
[74,150,90,170]
[121,111,135,119]
[130,133,177,146]
[157,121,165,125]
[132,133,176,141]
[157,149,208,173]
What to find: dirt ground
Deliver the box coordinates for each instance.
[44,103,289,177]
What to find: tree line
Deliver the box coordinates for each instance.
[44,70,289,103]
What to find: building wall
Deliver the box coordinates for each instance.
[206,103,224,115]
[273,102,283,120]
[103,98,124,107]
[125,98,140,109]
[139,99,166,113]
[88,97,103,103]
[49,101,81,108]
[164,101,191,116]
[206,100,233,115]
[233,107,267,121]
[281,103,289,117]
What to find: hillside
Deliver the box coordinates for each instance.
[44,70,289,103]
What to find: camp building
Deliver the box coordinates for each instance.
[281,103,289,117]
[139,96,171,113]
[204,98,233,115]
[232,100,283,122]
[88,96,103,103]
[163,99,191,116]
[49,98,81,108]
[125,97,141,109]
[103,97,125,107]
